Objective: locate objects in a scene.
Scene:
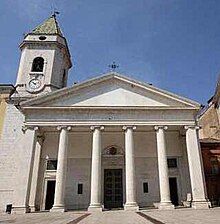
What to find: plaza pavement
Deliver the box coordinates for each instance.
[140,207,220,224]
[0,208,219,224]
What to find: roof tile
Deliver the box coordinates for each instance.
[30,15,63,36]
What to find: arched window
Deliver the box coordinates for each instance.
[31,57,44,72]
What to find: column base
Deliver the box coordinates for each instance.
[88,204,103,212]
[158,202,175,210]
[12,206,30,214]
[124,203,139,211]
[28,205,36,213]
[50,205,66,212]
[192,200,210,209]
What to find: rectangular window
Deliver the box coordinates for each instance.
[78,183,83,194]
[143,182,148,193]
[46,160,57,170]
[211,157,219,174]
[167,158,177,168]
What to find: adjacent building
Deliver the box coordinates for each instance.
[198,78,220,206]
[0,15,210,213]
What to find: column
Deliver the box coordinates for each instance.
[51,126,71,212]
[185,126,210,209]
[88,126,104,212]
[28,130,44,212]
[155,126,174,209]
[123,126,139,211]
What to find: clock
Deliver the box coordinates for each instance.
[29,78,42,90]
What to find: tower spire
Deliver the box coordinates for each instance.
[30,14,63,36]
[15,14,72,98]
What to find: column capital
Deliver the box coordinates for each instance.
[22,125,39,133]
[57,126,72,131]
[90,125,104,131]
[122,126,136,131]
[36,133,45,145]
[184,125,200,130]
[154,126,168,131]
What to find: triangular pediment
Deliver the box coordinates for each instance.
[21,73,200,108]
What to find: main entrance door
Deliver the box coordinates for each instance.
[169,177,179,206]
[104,169,123,209]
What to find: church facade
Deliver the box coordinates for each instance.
[0,16,210,213]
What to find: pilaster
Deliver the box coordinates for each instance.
[185,125,210,209]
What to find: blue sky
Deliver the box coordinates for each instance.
[0,0,220,104]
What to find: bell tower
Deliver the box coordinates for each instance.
[15,14,72,98]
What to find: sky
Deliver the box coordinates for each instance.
[0,0,220,104]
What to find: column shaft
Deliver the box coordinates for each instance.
[51,127,69,212]
[155,126,174,209]
[185,126,209,209]
[124,126,139,211]
[88,126,103,211]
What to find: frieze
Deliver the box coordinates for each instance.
[25,108,195,123]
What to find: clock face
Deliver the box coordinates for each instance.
[29,78,41,90]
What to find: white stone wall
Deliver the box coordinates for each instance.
[0,103,23,212]
[0,103,35,212]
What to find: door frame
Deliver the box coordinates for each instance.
[42,178,56,210]
[103,168,124,209]
[102,151,125,208]
[102,165,125,208]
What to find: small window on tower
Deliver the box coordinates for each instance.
[32,57,44,72]
[62,69,67,87]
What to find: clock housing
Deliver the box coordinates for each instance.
[26,74,44,93]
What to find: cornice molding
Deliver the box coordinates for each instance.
[20,73,201,108]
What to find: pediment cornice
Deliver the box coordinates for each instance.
[20,72,201,109]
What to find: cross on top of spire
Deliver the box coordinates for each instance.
[108,62,119,71]
[52,10,60,18]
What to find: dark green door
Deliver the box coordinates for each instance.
[104,169,123,209]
